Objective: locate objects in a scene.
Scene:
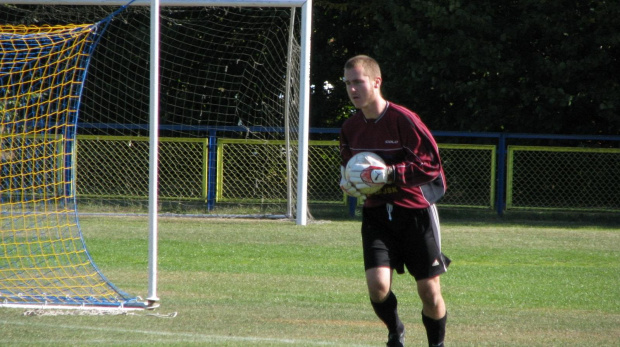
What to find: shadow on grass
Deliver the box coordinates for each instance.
[438,208,619,228]
[76,198,618,228]
[308,203,620,228]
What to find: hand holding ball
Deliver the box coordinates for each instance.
[344,152,391,195]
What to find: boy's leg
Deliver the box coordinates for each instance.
[367,267,405,336]
[417,276,447,346]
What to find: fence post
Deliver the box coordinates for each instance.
[348,196,357,217]
[207,130,217,211]
[496,134,507,216]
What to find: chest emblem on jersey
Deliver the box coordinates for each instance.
[385,140,399,144]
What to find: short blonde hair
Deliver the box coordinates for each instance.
[344,55,382,79]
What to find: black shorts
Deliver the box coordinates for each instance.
[361,204,451,281]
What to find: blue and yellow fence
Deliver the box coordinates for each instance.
[73,130,620,215]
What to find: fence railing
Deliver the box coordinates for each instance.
[72,128,620,216]
[432,131,620,215]
[506,146,620,211]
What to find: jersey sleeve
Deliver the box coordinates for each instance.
[392,113,443,188]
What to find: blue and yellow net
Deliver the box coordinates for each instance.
[0,19,143,308]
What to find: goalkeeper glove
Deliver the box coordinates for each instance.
[348,163,395,187]
[340,166,364,198]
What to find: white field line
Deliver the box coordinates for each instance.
[0,319,376,346]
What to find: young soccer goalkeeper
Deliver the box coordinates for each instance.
[339,55,451,347]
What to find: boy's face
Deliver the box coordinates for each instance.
[343,65,381,110]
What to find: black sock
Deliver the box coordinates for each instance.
[371,291,404,335]
[422,311,447,347]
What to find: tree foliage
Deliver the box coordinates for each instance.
[312,0,619,135]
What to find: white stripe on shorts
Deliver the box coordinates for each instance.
[427,204,448,273]
[428,203,442,250]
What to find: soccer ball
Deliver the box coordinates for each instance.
[345,151,387,195]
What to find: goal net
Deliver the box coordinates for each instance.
[2,3,304,217]
[0,1,308,309]
[0,7,146,308]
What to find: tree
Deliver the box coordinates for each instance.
[310,1,379,128]
[311,0,620,136]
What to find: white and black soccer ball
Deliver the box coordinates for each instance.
[345,151,387,195]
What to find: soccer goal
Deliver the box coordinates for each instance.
[1,0,311,309]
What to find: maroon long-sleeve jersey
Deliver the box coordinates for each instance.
[340,102,446,209]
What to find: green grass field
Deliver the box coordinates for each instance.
[0,211,618,346]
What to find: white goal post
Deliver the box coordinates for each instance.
[3,0,312,308]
